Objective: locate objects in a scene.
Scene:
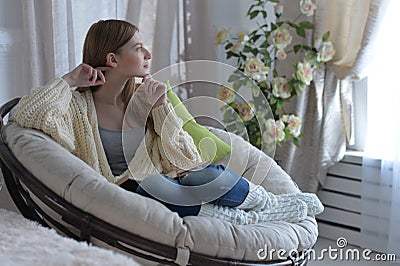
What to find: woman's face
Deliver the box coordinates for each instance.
[114,32,151,78]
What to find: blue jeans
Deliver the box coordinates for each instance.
[135,164,249,217]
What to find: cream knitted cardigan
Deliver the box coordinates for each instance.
[12,78,203,184]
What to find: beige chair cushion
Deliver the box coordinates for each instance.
[3,122,318,262]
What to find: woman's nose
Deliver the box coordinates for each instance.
[144,48,151,60]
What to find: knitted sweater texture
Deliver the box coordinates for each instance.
[12,78,203,183]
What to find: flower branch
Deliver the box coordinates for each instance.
[216,0,335,151]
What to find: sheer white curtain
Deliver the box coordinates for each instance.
[20,0,183,89]
[21,0,76,88]
[21,0,131,88]
[361,0,400,259]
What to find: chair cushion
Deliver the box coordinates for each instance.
[3,122,318,262]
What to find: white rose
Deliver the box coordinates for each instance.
[295,61,313,85]
[300,0,317,17]
[272,77,291,99]
[271,27,293,50]
[317,41,335,62]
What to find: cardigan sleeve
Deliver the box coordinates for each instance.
[151,103,203,173]
[12,78,76,151]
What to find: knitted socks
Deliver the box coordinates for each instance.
[274,192,324,216]
[236,185,277,211]
[237,185,324,216]
[198,200,307,224]
[198,185,324,224]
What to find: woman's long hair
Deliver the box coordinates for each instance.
[77,19,139,103]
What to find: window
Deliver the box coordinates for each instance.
[362,0,400,160]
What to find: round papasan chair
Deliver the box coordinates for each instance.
[0,98,318,266]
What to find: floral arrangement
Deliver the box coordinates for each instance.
[216,0,335,152]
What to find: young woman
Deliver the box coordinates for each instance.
[13,19,323,224]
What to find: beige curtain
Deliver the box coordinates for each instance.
[277,0,390,192]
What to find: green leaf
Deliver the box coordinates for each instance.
[260,40,269,48]
[233,80,241,90]
[299,21,314,29]
[262,50,271,61]
[251,34,261,43]
[286,21,297,29]
[294,44,302,53]
[251,48,259,56]
[296,26,306,38]
[292,137,300,146]
[260,23,269,31]
[243,45,252,53]
[247,4,255,16]
[287,79,295,88]
[261,11,267,19]
[276,101,283,111]
[224,43,233,50]
[273,68,278,77]
[249,10,259,20]
[227,74,240,82]
[250,29,259,36]
[259,80,267,89]
[227,51,239,59]
[322,31,330,41]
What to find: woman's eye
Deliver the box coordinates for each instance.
[136,46,142,51]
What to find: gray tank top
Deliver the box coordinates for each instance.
[98,126,145,176]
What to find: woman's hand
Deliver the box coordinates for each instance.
[62,63,112,88]
[141,74,167,108]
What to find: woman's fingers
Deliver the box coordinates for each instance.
[142,74,152,83]
[96,66,112,72]
[91,70,105,86]
[63,63,111,87]
[97,69,106,83]
[87,66,110,86]
[145,80,156,96]
[139,76,167,106]
[91,70,98,85]
[81,63,92,74]
[151,81,158,95]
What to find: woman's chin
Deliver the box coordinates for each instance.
[133,70,150,78]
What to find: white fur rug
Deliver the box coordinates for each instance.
[0,208,140,266]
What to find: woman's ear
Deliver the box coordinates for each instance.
[106,53,118,67]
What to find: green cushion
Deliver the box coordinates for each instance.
[166,81,232,163]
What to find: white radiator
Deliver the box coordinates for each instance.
[316,151,372,247]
